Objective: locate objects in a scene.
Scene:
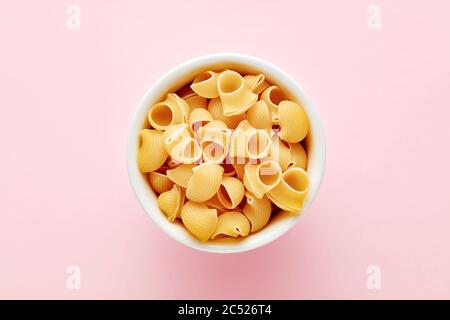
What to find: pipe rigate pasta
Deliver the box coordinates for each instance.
[138,129,168,172]
[216,176,245,209]
[242,192,272,233]
[217,70,257,116]
[181,201,218,242]
[278,100,309,143]
[211,211,251,239]
[141,68,311,242]
[267,167,309,212]
[190,71,220,98]
[149,172,174,194]
[186,163,224,202]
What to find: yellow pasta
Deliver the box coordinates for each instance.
[288,142,308,169]
[148,93,189,130]
[157,184,185,222]
[244,74,270,95]
[138,129,168,172]
[186,163,224,202]
[278,100,309,143]
[243,160,282,199]
[188,108,213,134]
[260,86,286,123]
[140,68,312,242]
[211,211,251,239]
[163,124,191,153]
[207,98,245,129]
[148,172,174,194]
[217,70,257,116]
[200,121,231,163]
[166,163,195,188]
[267,167,309,212]
[246,100,272,130]
[269,134,291,170]
[217,176,245,209]
[181,201,218,242]
[190,71,220,98]
[242,192,272,233]
[168,136,202,164]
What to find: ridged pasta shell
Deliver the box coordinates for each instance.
[278,100,309,143]
[288,142,308,169]
[186,163,224,202]
[211,211,251,239]
[217,176,245,209]
[200,123,231,164]
[243,160,282,199]
[242,192,272,233]
[188,108,213,134]
[229,120,255,158]
[157,184,184,222]
[166,163,195,188]
[246,100,272,130]
[218,70,257,116]
[246,129,272,160]
[243,74,270,95]
[167,93,190,123]
[181,201,218,242]
[190,71,220,98]
[267,167,309,212]
[169,137,202,164]
[148,172,174,194]
[260,86,286,122]
[207,98,245,129]
[138,129,168,172]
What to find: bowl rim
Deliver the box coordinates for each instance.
[126,53,326,253]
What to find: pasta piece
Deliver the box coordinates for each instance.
[288,143,308,169]
[186,163,224,202]
[267,167,309,212]
[217,70,257,116]
[243,160,282,199]
[166,163,195,188]
[246,129,272,160]
[229,120,254,158]
[217,176,245,209]
[181,201,218,242]
[269,134,291,170]
[148,93,189,130]
[242,192,272,233]
[246,100,272,130]
[278,100,309,143]
[190,71,220,98]
[260,86,286,123]
[148,172,174,194]
[244,74,270,94]
[211,211,251,239]
[157,184,184,222]
[138,129,168,172]
[200,121,231,163]
[188,108,213,134]
[163,124,191,153]
[207,98,245,129]
[169,136,202,164]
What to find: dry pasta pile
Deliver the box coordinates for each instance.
[138,70,310,242]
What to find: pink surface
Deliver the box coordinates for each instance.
[1,0,450,299]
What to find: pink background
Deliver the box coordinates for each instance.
[1,0,450,299]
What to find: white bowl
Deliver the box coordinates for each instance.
[127,53,326,253]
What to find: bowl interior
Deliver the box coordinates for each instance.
[127,54,325,253]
